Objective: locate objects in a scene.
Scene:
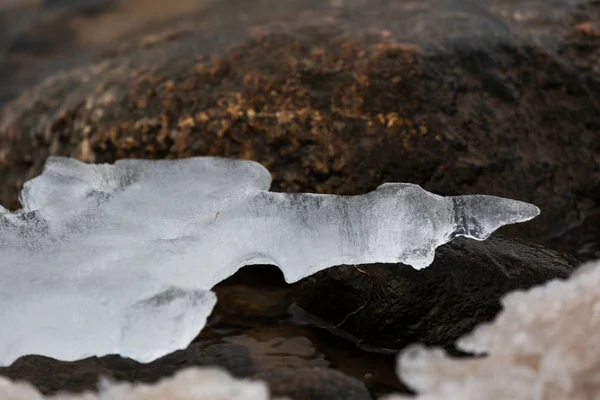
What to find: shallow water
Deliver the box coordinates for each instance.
[205,265,409,396]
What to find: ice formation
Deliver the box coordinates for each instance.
[0,367,272,400]
[386,259,600,400]
[0,156,539,366]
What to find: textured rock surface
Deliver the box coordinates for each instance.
[0,0,598,260]
[255,367,372,400]
[0,366,270,400]
[294,235,579,351]
[0,342,253,395]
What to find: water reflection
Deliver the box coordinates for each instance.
[205,264,408,396]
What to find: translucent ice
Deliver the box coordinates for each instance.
[392,259,600,400]
[0,156,539,366]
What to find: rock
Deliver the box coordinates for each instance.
[0,342,253,395]
[254,367,372,400]
[0,0,597,395]
[0,0,598,260]
[0,366,270,400]
[294,234,580,351]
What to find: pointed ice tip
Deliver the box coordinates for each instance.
[451,195,540,241]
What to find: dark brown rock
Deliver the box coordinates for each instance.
[0,342,253,395]
[0,0,597,395]
[294,234,580,351]
[255,367,372,400]
[0,0,598,260]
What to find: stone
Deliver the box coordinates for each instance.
[0,342,253,395]
[294,234,580,351]
[0,366,270,400]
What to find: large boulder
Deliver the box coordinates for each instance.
[0,0,597,397]
[0,342,254,395]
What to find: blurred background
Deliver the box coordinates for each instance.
[0,0,216,105]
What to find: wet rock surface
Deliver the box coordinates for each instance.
[255,367,373,400]
[0,343,253,394]
[0,342,253,395]
[294,235,580,351]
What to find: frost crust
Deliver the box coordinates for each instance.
[394,260,600,400]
